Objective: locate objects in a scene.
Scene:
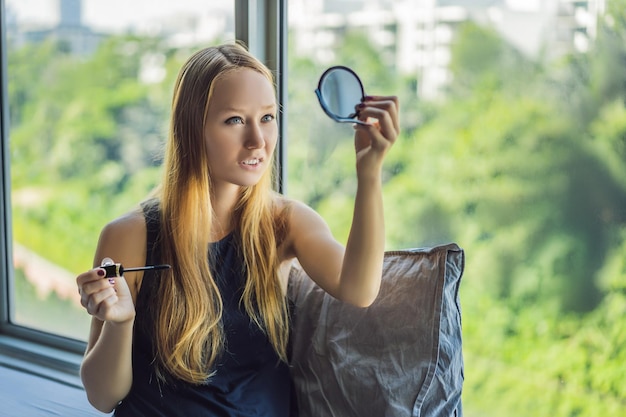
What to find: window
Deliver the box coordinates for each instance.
[285,1,625,416]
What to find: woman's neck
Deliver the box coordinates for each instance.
[209,183,240,241]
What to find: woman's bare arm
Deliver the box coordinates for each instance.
[77,211,146,412]
[286,96,399,307]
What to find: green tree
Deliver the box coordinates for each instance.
[9,35,182,272]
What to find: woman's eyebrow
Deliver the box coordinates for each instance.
[218,104,277,113]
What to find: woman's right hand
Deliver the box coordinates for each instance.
[76,257,136,324]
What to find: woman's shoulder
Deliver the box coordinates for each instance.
[96,208,148,290]
[101,208,146,238]
[96,208,148,265]
[92,208,148,300]
[272,193,310,216]
[273,194,332,258]
[273,194,325,226]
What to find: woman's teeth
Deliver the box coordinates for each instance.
[242,158,260,165]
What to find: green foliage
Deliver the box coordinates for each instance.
[386,22,626,314]
[335,29,398,93]
[462,274,626,417]
[448,21,539,98]
[9,35,175,273]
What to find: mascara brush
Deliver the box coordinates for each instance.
[102,263,171,278]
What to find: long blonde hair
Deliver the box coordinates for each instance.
[150,43,289,384]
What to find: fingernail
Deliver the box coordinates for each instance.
[108,278,115,286]
[363,96,373,101]
[357,103,365,109]
[97,269,105,277]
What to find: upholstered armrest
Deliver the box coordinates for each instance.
[288,244,465,417]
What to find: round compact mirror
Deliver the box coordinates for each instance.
[315,66,368,125]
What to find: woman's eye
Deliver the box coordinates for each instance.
[225,116,244,125]
[262,114,275,122]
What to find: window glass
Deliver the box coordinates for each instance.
[7,0,235,340]
[286,1,626,416]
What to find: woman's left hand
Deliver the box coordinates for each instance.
[353,95,400,176]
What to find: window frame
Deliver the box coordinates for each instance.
[235,0,288,193]
[0,0,288,384]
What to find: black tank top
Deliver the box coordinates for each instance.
[114,203,294,417]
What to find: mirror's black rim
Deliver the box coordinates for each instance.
[315,65,366,122]
[316,65,364,95]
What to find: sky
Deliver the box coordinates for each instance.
[7,0,232,32]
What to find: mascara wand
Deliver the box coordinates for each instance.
[102,263,171,278]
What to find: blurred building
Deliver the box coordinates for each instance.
[6,0,102,55]
[289,0,607,99]
[5,0,234,55]
[489,0,606,60]
[6,0,607,99]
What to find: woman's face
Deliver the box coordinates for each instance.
[204,67,277,189]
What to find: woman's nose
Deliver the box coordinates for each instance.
[245,123,265,149]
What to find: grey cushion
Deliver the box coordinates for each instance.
[288,244,464,417]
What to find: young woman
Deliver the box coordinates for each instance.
[76,43,399,416]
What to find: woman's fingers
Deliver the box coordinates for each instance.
[359,95,399,134]
[358,96,400,143]
[93,291,120,318]
[78,270,102,300]
[77,261,136,323]
[88,287,118,316]
[77,267,116,316]
[355,95,400,151]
